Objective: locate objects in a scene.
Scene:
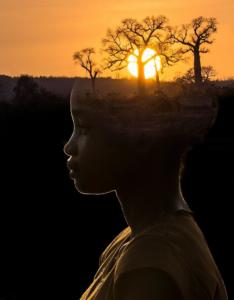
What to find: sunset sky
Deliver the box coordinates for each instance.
[1,0,234,80]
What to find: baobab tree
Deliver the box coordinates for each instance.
[73,48,102,96]
[170,16,217,84]
[102,16,169,96]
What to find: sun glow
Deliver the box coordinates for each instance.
[127,48,161,79]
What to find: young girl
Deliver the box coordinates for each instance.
[64,82,228,300]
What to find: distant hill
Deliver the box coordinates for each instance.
[1,74,234,102]
[0,75,140,102]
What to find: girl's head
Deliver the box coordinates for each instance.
[64,81,218,195]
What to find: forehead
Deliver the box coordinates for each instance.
[70,83,83,111]
[70,84,92,119]
[70,88,110,130]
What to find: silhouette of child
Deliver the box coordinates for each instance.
[64,81,228,300]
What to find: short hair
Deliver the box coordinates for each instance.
[72,82,217,137]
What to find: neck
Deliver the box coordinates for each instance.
[115,167,192,239]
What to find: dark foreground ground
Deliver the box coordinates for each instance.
[0,86,233,300]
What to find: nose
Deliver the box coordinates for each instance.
[63,134,77,157]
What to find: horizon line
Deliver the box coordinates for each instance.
[1,74,234,82]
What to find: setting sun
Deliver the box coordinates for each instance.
[128,48,161,79]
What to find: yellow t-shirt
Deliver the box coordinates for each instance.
[80,210,228,300]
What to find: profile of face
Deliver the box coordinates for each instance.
[63,86,149,195]
[63,83,190,195]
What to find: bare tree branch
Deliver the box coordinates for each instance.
[102,15,168,73]
[175,65,216,83]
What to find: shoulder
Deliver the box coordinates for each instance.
[115,232,186,279]
[114,216,222,300]
[114,267,184,300]
[114,228,191,298]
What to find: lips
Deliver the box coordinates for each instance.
[67,159,78,178]
[67,159,77,170]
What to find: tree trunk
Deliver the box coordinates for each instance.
[194,50,202,84]
[137,59,145,96]
[155,70,160,90]
[91,78,96,97]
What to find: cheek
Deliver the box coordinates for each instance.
[75,141,119,193]
[78,136,115,175]
[77,132,141,182]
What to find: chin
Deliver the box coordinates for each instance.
[73,178,114,195]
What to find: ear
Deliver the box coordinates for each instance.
[134,132,154,154]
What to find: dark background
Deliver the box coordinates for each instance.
[0,79,233,299]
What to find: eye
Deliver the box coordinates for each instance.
[78,126,89,134]
[75,122,90,134]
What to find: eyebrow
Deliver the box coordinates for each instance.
[71,109,93,122]
[72,109,87,117]
[72,108,83,113]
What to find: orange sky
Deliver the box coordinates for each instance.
[1,0,234,80]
